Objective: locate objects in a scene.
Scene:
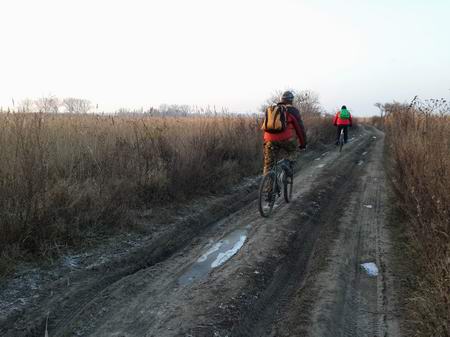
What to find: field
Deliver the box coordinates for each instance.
[6,100,449,336]
[0,109,335,274]
[6,98,449,337]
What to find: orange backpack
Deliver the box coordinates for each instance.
[262,105,288,133]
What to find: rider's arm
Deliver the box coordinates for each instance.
[349,114,353,127]
[333,112,339,126]
[289,114,306,148]
[288,107,307,146]
[297,115,307,145]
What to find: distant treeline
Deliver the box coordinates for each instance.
[2,90,333,117]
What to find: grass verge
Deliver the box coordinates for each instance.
[383,99,449,337]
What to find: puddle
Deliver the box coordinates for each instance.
[321,151,329,157]
[372,136,377,139]
[362,151,368,156]
[314,157,322,161]
[358,160,364,166]
[178,229,247,286]
[317,164,325,168]
[361,262,379,276]
[364,204,373,209]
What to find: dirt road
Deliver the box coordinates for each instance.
[0,126,401,337]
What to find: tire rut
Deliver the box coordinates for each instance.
[295,128,401,337]
[1,181,260,337]
[203,132,377,337]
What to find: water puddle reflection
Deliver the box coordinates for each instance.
[178,229,247,286]
[361,262,379,276]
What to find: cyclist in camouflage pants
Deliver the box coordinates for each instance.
[263,91,307,176]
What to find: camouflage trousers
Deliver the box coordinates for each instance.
[263,139,298,175]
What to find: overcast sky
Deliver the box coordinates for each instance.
[1,0,449,115]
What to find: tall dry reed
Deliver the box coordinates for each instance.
[0,114,262,260]
[0,110,335,273]
[384,99,450,337]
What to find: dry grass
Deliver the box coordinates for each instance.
[0,110,335,274]
[302,113,337,145]
[383,99,450,337]
[0,113,262,264]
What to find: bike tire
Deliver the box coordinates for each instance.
[339,140,343,152]
[283,173,293,203]
[258,172,276,217]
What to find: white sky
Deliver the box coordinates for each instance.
[1,0,449,115]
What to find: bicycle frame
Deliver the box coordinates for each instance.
[258,155,295,217]
[269,158,292,199]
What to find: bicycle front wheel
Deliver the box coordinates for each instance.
[258,172,276,217]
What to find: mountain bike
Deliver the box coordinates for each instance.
[338,128,345,152]
[258,158,294,217]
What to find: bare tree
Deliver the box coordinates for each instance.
[63,98,91,114]
[78,99,91,114]
[116,107,132,115]
[18,98,35,112]
[260,90,286,112]
[63,98,77,113]
[261,89,322,117]
[35,95,60,113]
[293,90,322,117]
[159,104,191,116]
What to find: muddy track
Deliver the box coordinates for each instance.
[0,126,400,337]
[1,177,261,336]
[205,131,377,337]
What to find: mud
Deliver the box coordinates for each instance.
[178,228,249,286]
[0,126,401,337]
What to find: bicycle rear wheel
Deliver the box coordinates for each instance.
[258,172,276,217]
[283,173,293,203]
[339,129,345,152]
